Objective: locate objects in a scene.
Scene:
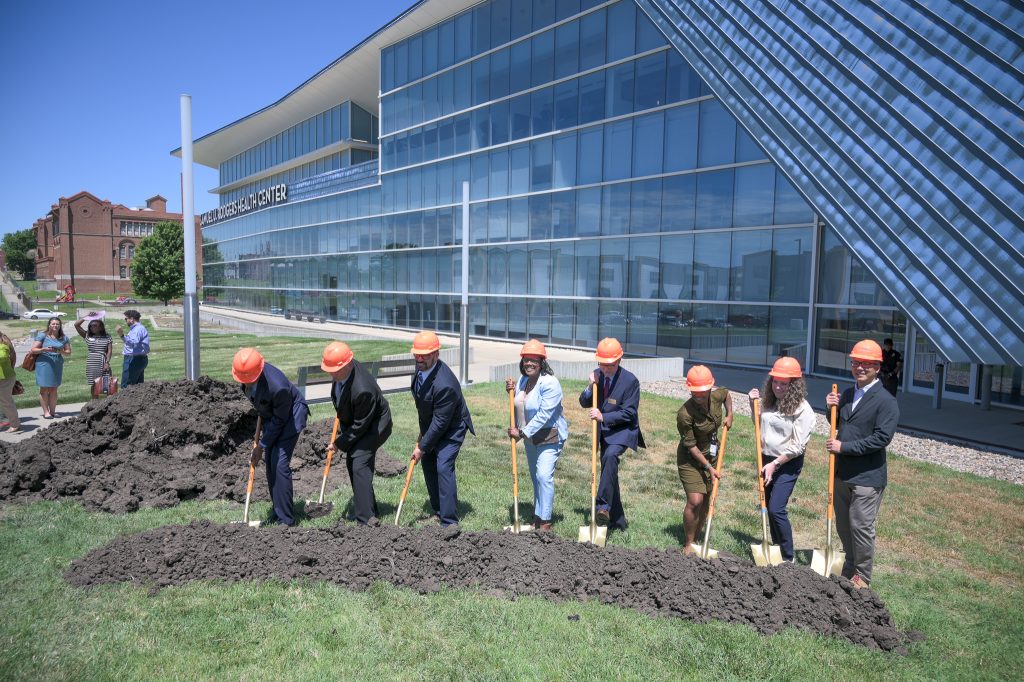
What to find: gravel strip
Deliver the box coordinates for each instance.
[643,380,1024,486]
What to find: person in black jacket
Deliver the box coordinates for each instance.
[409,331,474,527]
[322,342,393,525]
[578,337,645,531]
[233,347,309,527]
[825,339,899,588]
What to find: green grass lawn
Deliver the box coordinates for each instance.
[1,380,1021,679]
[5,321,408,408]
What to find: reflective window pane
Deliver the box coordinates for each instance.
[698,99,736,167]
[730,228,772,301]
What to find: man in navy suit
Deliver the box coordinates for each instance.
[233,347,309,527]
[578,337,645,530]
[826,339,899,588]
[409,331,474,527]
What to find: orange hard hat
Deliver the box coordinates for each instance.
[232,348,265,384]
[595,337,623,364]
[520,339,547,358]
[686,365,715,392]
[411,330,441,355]
[849,339,883,363]
[769,356,802,379]
[321,341,354,372]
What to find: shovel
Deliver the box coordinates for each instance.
[239,416,263,528]
[504,386,533,533]
[394,440,419,526]
[812,384,846,577]
[690,424,729,559]
[750,399,783,566]
[305,417,340,519]
[578,384,607,547]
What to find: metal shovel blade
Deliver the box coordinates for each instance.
[504,521,535,533]
[689,543,720,560]
[578,523,608,547]
[810,547,846,577]
[750,541,784,567]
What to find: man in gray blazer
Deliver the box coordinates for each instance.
[826,339,899,588]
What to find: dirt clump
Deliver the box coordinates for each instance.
[65,520,913,652]
[0,378,404,514]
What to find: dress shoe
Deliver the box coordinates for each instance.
[596,509,610,525]
[850,574,869,589]
[536,520,553,532]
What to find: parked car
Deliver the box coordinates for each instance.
[0,310,18,320]
[22,308,67,320]
[113,296,138,305]
[269,306,284,315]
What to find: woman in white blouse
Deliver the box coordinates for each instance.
[748,356,816,563]
[505,339,568,532]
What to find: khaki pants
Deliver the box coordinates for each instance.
[834,480,885,583]
[0,376,19,429]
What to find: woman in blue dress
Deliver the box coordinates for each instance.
[31,317,72,418]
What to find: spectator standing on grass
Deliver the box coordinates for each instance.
[116,310,149,387]
[505,339,568,532]
[31,317,71,419]
[578,338,645,531]
[410,331,474,528]
[880,338,903,397]
[322,341,393,525]
[0,330,20,433]
[747,357,815,563]
[74,313,112,395]
[233,348,309,527]
[825,339,899,589]
[676,365,732,554]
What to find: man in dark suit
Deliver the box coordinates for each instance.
[233,347,309,527]
[322,341,393,525]
[578,337,645,531]
[409,331,474,527]
[826,339,899,588]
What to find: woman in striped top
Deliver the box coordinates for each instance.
[74,314,112,395]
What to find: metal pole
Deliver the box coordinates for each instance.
[180,94,200,380]
[979,364,993,411]
[932,362,944,410]
[459,181,470,386]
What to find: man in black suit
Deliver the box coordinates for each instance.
[323,342,393,525]
[578,337,645,531]
[233,347,309,527]
[880,338,903,396]
[826,339,899,588]
[409,331,474,527]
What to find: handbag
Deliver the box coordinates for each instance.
[93,371,118,398]
[12,380,24,396]
[21,352,36,372]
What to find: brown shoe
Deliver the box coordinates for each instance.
[537,520,553,532]
[850,574,869,589]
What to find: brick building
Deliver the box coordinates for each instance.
[32,192,201,296]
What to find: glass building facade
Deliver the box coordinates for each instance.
[197,0,1021,406]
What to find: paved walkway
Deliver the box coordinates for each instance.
[3,306,1020,455]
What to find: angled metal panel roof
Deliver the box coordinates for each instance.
[636,0,1024,365]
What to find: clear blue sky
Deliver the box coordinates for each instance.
[0,0,411,238]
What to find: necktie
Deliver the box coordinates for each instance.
[415,372,424,393]
[603,376,611,397]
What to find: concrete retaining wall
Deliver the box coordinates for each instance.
[197,310,388,341]
[488,357,685,382]
[382,347,472,368]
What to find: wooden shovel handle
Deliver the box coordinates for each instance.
[591,384,598,499]
[826,384,838,522]
[509,387,519,498]
[752,399,768,509]
[323,417,340,475]
[706,424,728,519]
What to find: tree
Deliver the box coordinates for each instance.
[132,221,185,305]
[1,228,36,279]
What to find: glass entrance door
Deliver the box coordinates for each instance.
[908,326,974,401]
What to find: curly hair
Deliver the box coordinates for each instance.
[760,376,807,416]
[519,357,555,376]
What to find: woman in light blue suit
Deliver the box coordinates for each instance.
[506,339,568,532]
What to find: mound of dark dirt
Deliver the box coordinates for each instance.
[65,520,912,651]
[0,378,405,513]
